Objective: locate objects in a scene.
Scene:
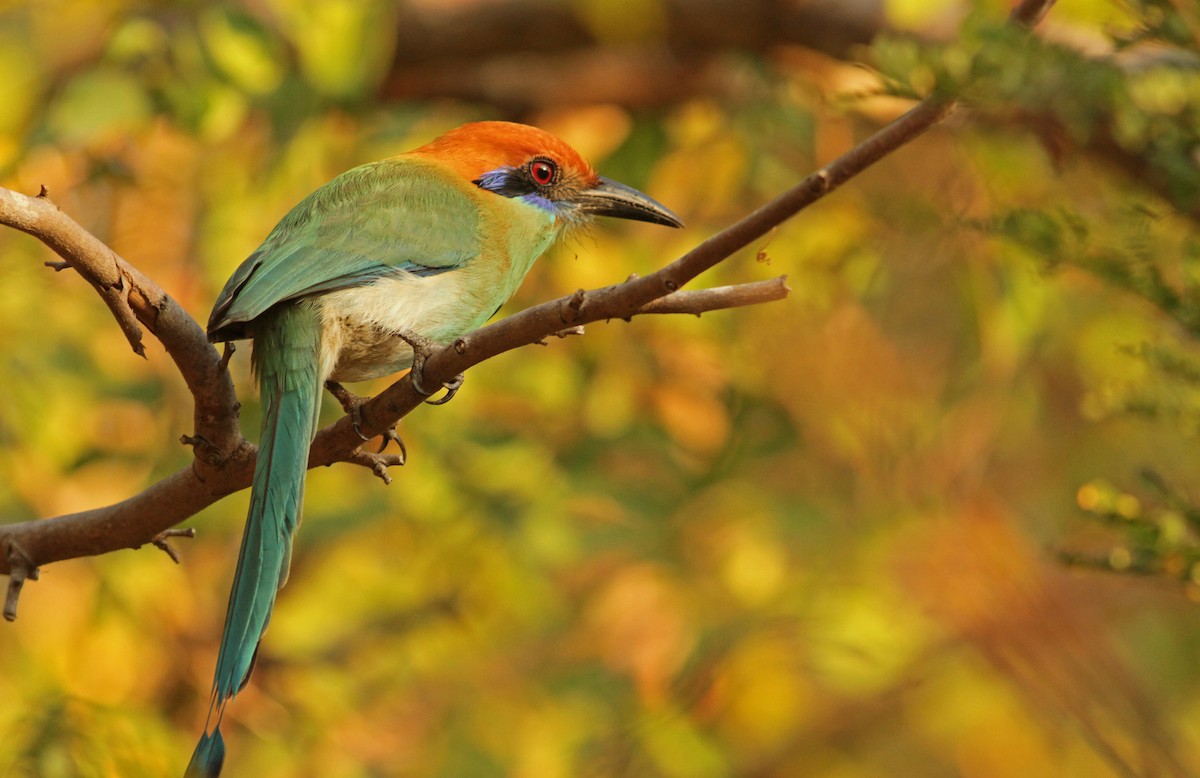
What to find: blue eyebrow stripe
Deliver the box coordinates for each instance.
[475,167,517,194]
[474,166,557,214]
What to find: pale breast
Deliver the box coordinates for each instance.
[318,269,497,383]
[324,317,415,383]
[318,192,560,384]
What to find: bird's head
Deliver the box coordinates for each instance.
[411,121,683,231]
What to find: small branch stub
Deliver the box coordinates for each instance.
[344,449,406,485]
[4,542,39,622]
[561,288,587,323]
[150,528,196,564]
[812,169,831,194]
[219,342,236,372]
[180,433,209,448]
[110,272,148,358]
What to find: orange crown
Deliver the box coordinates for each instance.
[409,121,599,184]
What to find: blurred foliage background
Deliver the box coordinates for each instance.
[2,0,1200,776]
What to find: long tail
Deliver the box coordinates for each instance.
[187,304,323,777]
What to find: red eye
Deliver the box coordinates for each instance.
[529,159,556,186]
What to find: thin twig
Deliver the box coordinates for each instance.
[343,450,407,485]
[635,277,791,315]
[149,528,197,564]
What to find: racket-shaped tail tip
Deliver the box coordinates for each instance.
[184,727,226,778]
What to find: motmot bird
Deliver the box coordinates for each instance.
[185,121,682,777]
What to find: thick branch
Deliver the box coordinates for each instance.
[0,467,234,584]
[0,272,786,576]
[0,188,243,463]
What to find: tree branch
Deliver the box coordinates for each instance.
[0,0,1057,597]
[0,187,244,465]
[634,277,791,316]
[0,220,790,581]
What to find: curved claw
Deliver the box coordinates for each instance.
[424,374,465,406]
[351,417,371,442]
[396,329,464,405]
[325,380,410,454]
[326,381,373,441]
[408,369,435,399]
[377,426,408,463]
[409,368,465,406]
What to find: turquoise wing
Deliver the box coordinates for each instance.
[208,157,481,341]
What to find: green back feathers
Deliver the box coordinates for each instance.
[208,158,484,342]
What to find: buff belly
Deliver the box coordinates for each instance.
[315,270,501,384]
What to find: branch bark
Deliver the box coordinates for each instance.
[0,0,1057,606]
[0,187,243,465]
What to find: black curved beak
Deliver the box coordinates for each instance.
[576,177,684,228]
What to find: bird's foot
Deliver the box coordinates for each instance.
[325,381,370,438]
[396,331,466,405]
[325,381,408,458]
